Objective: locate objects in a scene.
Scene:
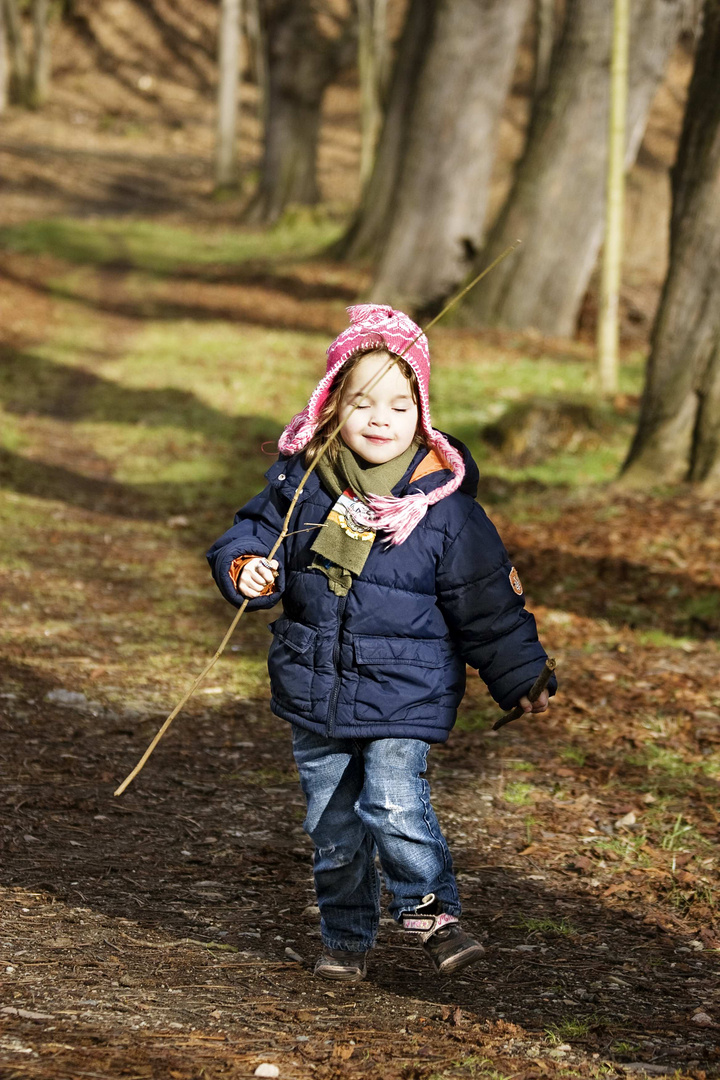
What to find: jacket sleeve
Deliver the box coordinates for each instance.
[436,500,557,712]
[206,483,287,611]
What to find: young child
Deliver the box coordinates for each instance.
[207,305,555,982]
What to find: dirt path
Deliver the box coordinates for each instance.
[2,613,720,1080]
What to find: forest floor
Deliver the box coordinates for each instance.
[1,19,719,1080]
[1,209,720,1080]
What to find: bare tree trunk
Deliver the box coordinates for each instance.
[27,0,53,107]
[622,0,720,488]
[597,0,630,395]
[0,0,8,113]
[4,0,29,106]
[245,0,268,128]
[335,0,438,262]
[458,0,685,338]
[358,0,388,192]
[534,0,554,98]
[245,0,354,225]
[369,0,529,312]
[215,0,243,189]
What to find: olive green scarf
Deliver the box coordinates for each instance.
[310,441,418,596]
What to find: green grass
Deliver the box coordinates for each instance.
[517,916,578,937]
[546,1016,597,1043]
[609,1041,639,1058]
[0,213,344,275]
[591,835,651,866]
[660,814,697,851]
[454,701,501,732]
[502,781,536,805]
[561,746,587,766]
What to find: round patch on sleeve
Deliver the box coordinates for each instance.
[509,566,523,595]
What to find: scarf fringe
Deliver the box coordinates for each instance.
[365,433,466,545]
[366,490,431,546]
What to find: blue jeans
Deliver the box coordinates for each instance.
[291,726,460,953]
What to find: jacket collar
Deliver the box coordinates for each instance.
[265,433,478,502]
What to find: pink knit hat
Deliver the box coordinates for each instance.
[278,304,465,545]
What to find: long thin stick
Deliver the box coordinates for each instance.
[114,241,521,796]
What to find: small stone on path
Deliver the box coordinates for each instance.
[45,689,89,707]
[254,1065,280,1078]
[691,1011,715,1026]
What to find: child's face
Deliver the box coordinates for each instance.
[338,351,419,464]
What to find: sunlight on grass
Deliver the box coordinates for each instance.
[591,835,651,867]
[0,215,343,274]
[502,781,536,805]
[634,628,696,649]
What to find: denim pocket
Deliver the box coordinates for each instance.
[268,617,317,710]
[352,636,450,723]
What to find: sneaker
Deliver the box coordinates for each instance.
[401,894,485,976]
[314,947,367,982]
[422,921,485,975]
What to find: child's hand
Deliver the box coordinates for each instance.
[238,557,279,598]
[517,689,549,715]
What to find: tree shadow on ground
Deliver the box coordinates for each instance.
[0,258,352,338]
[0,656,717,1072]
[516,543,720,641]
[64,7,211,120]
[0,344,282,523]
[0,344,240,438]
[0,444,274,526]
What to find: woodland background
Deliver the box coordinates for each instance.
[0,2,719,1079]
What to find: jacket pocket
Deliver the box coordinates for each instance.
[268,617,317,711]
[352,636,451,723]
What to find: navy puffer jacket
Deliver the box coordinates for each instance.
[207,437,556,743]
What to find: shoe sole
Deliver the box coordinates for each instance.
[313,963,367,982]
[432,944,485,976]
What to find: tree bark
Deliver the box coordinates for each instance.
[369,0,530,312]
[3,0,29,106]
[358,0,388,192]
[335,0,438,262]
[245,0,268,128]
[245,0,354,225]
[534,0,555,98]
[597,0,630,395]
[0,0,8,113]
[215,0,243,189]
[622,0,720,488]
[28,0,52,107]
[458,0,685,338]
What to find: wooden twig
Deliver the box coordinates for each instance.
[114,241,521,796]
[492,657,557,731]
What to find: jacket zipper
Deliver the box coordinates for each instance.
[325,594,347,737]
